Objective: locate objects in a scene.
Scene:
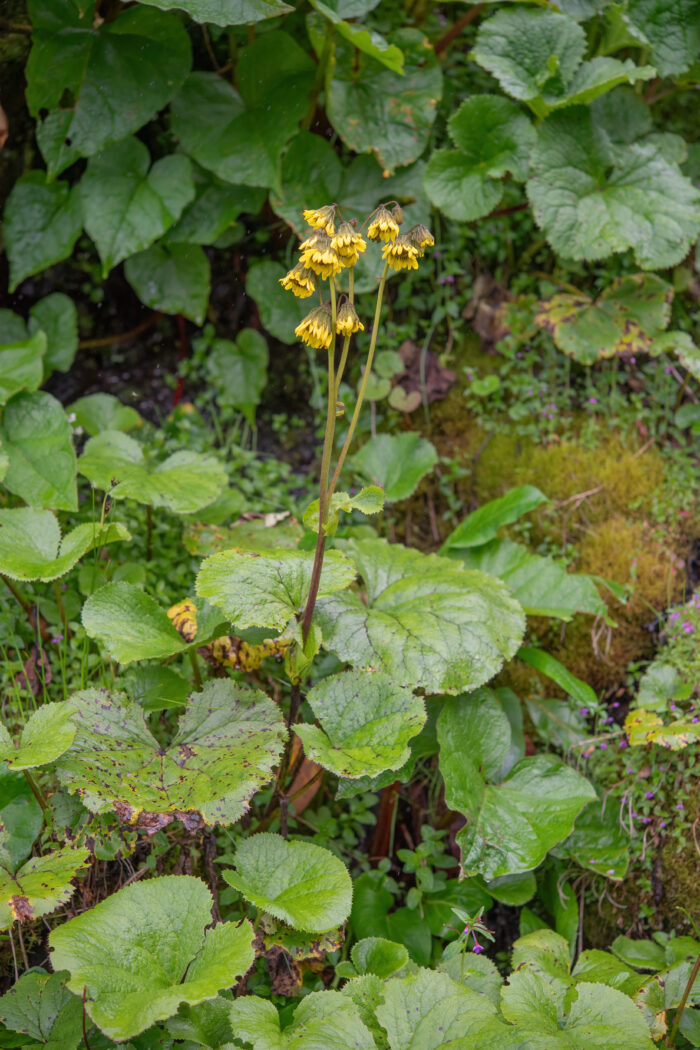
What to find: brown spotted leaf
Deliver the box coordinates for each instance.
[0,846,89,930]
[57,681,286,826]
[535,273,672,364]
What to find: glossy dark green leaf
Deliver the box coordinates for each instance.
[124,242,211,324]
[82,582,189,663]
[27,2,192,177]
[165,171,265,245]
[271,132,343,234]
[309,0,403,72]
[557,800,630,879]
[0,328,46,406]
[28,293,78,375]
[518,647,597,707]
[0,392,77,510]
[134,0,293,26]
[4,175,82,291]
[205,329,269,424]
[230,991,374,1050]
[441,485,548,551]
[246,260,309,343]
[81,138,195,275]
[327,29,442,174]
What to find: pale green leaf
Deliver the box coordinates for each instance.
[4,174,82,291]
[69,393,142,436]
[438,952,504,1005]
[82,581,190,663]
[124,242,211,324]
[57,682,286,825]
[309,0,403,72]
[511,929,572,984]
[527,108,700,269]
[352,938,409,978]
[0,969,83,1050]
[77,430,143,490]
[572,951,644,995]
[375,968,500,1049]
[611,936,668,971]
[0,846,89,931]
[134,0,293,26]
[196,547,356,631]
[622,0,700,76]
[0,508,129,582]
[165,996,234,1048]
[81,138,195,275]
[1,393,77,510]
[316,538,525,694]
[0,329,46,405]
[49,876,255,1042]
[296,669,426,778]
[439,691,596,878]
[501,969,563,1032]
[223,833,352,932]
[28,293,78,374]
[303,486,385,536]
[27,3,192,177]
[651,330,700,380]
[441,485,548,551]
[560,982,657,1048]
[0,703,76,771]
[327,29,442,174]
[229,990,375,1050]
[349,433,438,502]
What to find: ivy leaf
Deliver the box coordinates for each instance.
[81,138,195,276]
[205,329,269,425]
[196,547,356,631]
[0,327,46,405]
[349,434,438,502]
[4,174,82,291]
[327,29,442,174]
[246,261,308,343]
[271,131,343,234]
[28,293,78,375]
[78,431,227,512]
[56,682,286,826]
[0,969,84,1050]
[296,670,426,778]
[535,273,672,364]
[223,834,352,932]
[0,509,129,583]
[425,95,535,222]
[316,539,525,694]
[309,0,403,72]
[0,846,89,931]
[0,392,77,511]
[303,487,384,536]
[622,0,700,76]
[69,393,142,436]
[527,108,700,269]
[230,991,375,1050]
[439,690,596,878]
[0,703,76,770]
[441,485,548,551]
[49,876,255,1042]
[134,0,293,27]
[451,537,607,620]
[124,242,211,324]
[82,581,192,663]
[27,2,191,177]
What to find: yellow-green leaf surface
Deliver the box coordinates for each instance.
[0,847,89,931]
[0,703,76,771]
[0,508,129,583]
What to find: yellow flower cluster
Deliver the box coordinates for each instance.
[331,222,367,267]
[295,305,334,349]
[367,205,400,242]
[279,260,316,298]
[382,234,420,271]
[336,300,364,336]
[303,205,336,236]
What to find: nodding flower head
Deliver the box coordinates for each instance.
[300,231,343,279]
[411,224,435,256]
[295,305,334,350]
[368,205,400,242]
[302,204,336,236]
[331,222,367,268]
[382,234,420,271]
[336,300,364,336]
[279,260,316,299]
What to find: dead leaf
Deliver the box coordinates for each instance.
[16,646,51,697]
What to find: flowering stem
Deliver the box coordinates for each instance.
[334,270,354,396]
[328,263,388,500]
[300,278,337,644]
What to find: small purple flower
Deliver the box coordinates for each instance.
[660,821,667,828]
[682,621,694,633]
[612,701,620,709]
[642,817,651,825]
[515,352,522,358]
[677,803,685,811]
[51,634,64,644]
[670,610,681,621]
[606,868,615,875]
[665,366,673,374]
[619,740,628,748]
[589,397,598,405]
[645,792,654,799]
[580,707,590,716]
[627,767,635,774]
[600,742,607,750]
[692,718,699,724]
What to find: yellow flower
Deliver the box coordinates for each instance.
[331,222,367,268]
[279,261,316,298]
[367,205,400,242]
[381,234,420,271]
[299,231,343,279]
[302,205,336,236]
[295,305,334,349]
[411,224,435,256]
[336,300,364,336]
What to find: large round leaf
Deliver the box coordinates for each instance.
[349,433,438,503]
[316,539,525,694]
[231,991,375,1050]
[134,0,293,26]
[296,670,426,779]
[196,547,356,631]
[0,508,129,582]
[271,131,342,234]
[622,0,700,76]
[82,581,190,664]
[57,681,286,827]
[375,969,501,1048]
[49,876,255,1042]
[438,691,596,879]
[223,833,352,931]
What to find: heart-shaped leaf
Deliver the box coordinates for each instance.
[196,547,356,631]
[246,261,309,343]
[205,329,269,424]
[296,670,425,779]
[82,582,192,663]
[316,539,525,694]
[622,0,700,76]
[438,690,596,878]
[0,327,46,405]
[0,703,76,771]
[349,433,438,502]
[28,293,78,375]
[4,174,83,292]
[57,681,286,827]
[375,968,502,1047]
[124,242,211,324]
[0,846,89,931]
[0,509,129,582]
[223,833,352,932]
[69,393,142,436]
[0,393,77,511]
[271,131,343,233]
[49,876,255,1042]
